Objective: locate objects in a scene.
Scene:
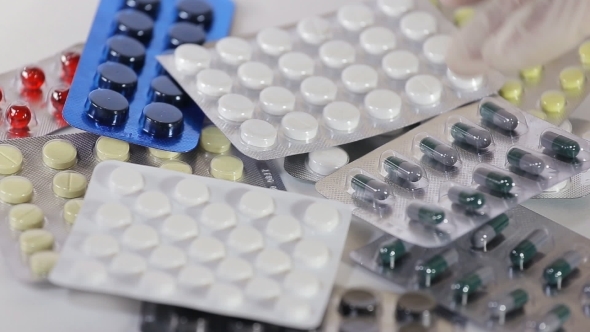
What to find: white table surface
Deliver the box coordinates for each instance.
[1,0,590,331]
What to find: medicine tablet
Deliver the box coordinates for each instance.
[281,112,319,141]
[29,250,59,277]
[323,101,361,131]
[0,176,33,204]
[266,215,302,243]
[400,11,437,41]
[109,166,144,195]
[360,27,396,55]
[20,229,54,255]
[240,119,277,148]
[210,155,244,181]
[237,62,273,90]
[319,41,355,69]
[559,67,585,91]
[148,148,180,159]
[284,270,320,297]
[293,239,330,268]
[162,214,198,241]
[423,34,451,64]
[196,69,232,97]
[382,50,419,79]
[255,249,292,275]
[174,178,209,206]
[189,237,225,262]
[246,277,282,301]
[122,224,159,250]
[307,147,349,175]
[174,44,210,74]
[560,119,573,133]
[110,252,147,275]
[405,75,442,106]
[499,80,524,102]
[200,126,231,153]
[201,202,237,230]
[520,65,543,82]
[259,87,296,116]
[42,139,77,169]
[276,296,311,321]
[278,52,314,80]
[208,283,243,308]
[238,190,275,219]
[9,204,44,231]
[341,64,378,94]
[136,191,171,218]
[83,234,120,258]
[95,137,130,162]
[149,245,187,269]
[256,27,292,56]
[304,202,340,232]
[70,260,107,285]
[447,69,483,91]
[300,76,338,106]
[540,90,566,114]
[579,41,590,65]
[139,271,176,296]
[160,160,192,174]
[217,257,254,281]
[0,144,23,175]
[297,16,332,45]
[178,265,214,288]
[337,4,374,32]
[218,94,255,122]
[216,37,252,65]
[364,89,402,120]
[228,226,264,253]
[378,0,414,17]
[96,202,133,228]
[52,171,87,198]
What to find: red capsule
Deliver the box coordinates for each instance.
[0,88,3,102]
[20,88,43,104]
[50,87,70,112]
[61,51,80,79]
[6,103,32,129]
[8,129,30,138]
[21,66,46,90]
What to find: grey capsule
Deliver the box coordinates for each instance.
[419,137,459,167]
[383,156,423,183]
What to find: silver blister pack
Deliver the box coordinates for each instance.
[351,206,590,332]
[158,0,504,161]
[0,131,285,282]
[316,97,590,248]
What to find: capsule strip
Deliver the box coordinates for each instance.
[419,137,459,167]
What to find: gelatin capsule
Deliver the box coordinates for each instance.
[450,122,492,149]
[447,186,485,210]
[507,147,546,175]
[419,137,459,167]
[489,289,529,324]
[351,174,391,201]
[471,214,509,251]
[479,101,519,131]
[418,248,459,287]
[540,131,581,159]
[473,168,515,194]
[536,304,570,332]
[452,266,494,305]
[543,250,583,289]
[378,238,413,269]
[406,202,445,225]
[510,229,550,270]
[383,156,423,183]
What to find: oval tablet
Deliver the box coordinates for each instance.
[323,101,361,131]
[20,229,54,255]
[405,75,442,106]
[95,137,130,161]
[149,245,187,269]
[0,176,33,204]
[246,277,281,301]
[319,40,355,69]
[364,89,402,120]
[217,257,253,281]
[218,94,255,122]
[266,215,302,243]
[160,160,192,174]
[96,202,133,228]
[42,139,77,169]
[240,119,277,148]
[400,11,437,41]
[199,125,230,153]
[201,202,237,230]
[341,64,378,94]
[237,61,273,89]
[148,148,180,159]
[307,147,349,175]
[256,27,292,56]
[122,224,159,250]
[174,43,210,74]
[423,34,451,64]
[174,178,209,206]
[109,166,144,195]
[63,198,84,225]
[238,190,275,219]
[297,16,332,45]
[256,249,292,275]
[304,202,340,232]
[208,283,243,308]
[189,237,225,262]
[110,252,147,275]
[284,270,320,297]
[29,250,59,278]
[378,0,414,17]
[360,26,396,55]
[196,69,232,97]
[337,4,374,31]
[135,191,171,218]
[259,87,296,116]
[281,112,319,141]
[9,203,44,231]
[293,239,330,268]
[300,76,337,106]
[228,226,264,253]
[278,52,314,80]
[382,50,419,80]
[83,234,120,258]
[0,144,23,175]
[162,214,198,241]
[210,155,244,181]
[216,37,252,65]
[52,171,87,198]
[447,69,483,91]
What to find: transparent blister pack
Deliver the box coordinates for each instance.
[351,206,590,332]
[316,97,590,247]
[63,0,235,152]
[157,0,504,160]
[0,131,285,282]
[49,161,352,330]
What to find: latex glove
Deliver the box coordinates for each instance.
[440,0,590,75]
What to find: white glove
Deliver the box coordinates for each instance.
[440,0,590,75]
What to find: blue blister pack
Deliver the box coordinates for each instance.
[63,0,235,152]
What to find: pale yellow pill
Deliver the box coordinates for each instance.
[19,229,54,255]
[540,90,566,114]
[210,155,244,181]
[520,65,543,82]
[527,110,547,120]
[160,160,193,174]
[453,7,474,28]
[559,67,586,91]
[499,80,523,102]
[95,137,130,161]
[0,144,23,175]
[42,139,77,169]
[200,126,231,154]
[63,198,84,224]
[149,148,180,159]
[579,41,590,65]
[29,250,59,277]
[9,204,44,231]
[52,171,87,199]
[0,176,33,204]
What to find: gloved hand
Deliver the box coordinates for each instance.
[440,0,590,75]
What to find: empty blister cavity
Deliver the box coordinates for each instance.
[446,116,494,153]
[414,133,460,169]
[347,169,391,202]
[422,34,450,65]
[379,151,427,190]
[452,266,495,305]
[307,147,349,176]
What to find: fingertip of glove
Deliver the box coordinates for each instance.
[445,38,489,76]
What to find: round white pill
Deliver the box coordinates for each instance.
[174,44,211,74]
[201,203,236,230]
[178,265,214,288]
[304,202,340,232]
[360,27,396,55]
[174,178,209,206]
[196,69,232,97]
[109,167,144,195]
[136,191,171,218]
[110,252,146,275]
[217,257,254,281]
[266,215,302,243]
[560,119,573,133]
[341,64,378,94]
[237,61,274,89]
[382,50,419,79]
[238,190,275,219]
[83,234,119,258]
[400,11,437,41]
[319,40,355,69]
[378,0,414,17]
[278,52,314,80]
[256,27,292,56]
[364,89,402,120]
[297,16,332,45]
[209,283,243,308]
[284,270,320,297]
[70,260,107,285]
[293,239,330,268]
[189,237,225,262]
[96,203,132,228]
[139,271,176,296]
[259,87,296,116]
[149,245,187,269]
[240,119,277,148]
[162,214,198,241]
[423,34,451,64]
[300,76,337,106]
[307,147,349,175]
[337,4,374,32]
[215,37,252,65]
[218,94,255,122]
[256,249,292,275]
[246,277,282,301]
[323,101,361,131]
[228,226,264,253]
[281,112,319,141]
[405,75,443,106]
[276,296,311,321]
[122,224,159,250]
[446,69,484,91]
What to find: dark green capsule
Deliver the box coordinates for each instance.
[451,122,492,149]
[378,239,412,269]
[419,137,459,166]
[541,131,581,159]
[383,156,423,183]
[452,266,494,300]
[543,250,583,287]
[406,202,445,225]
[351,174,391,201]
[473,168,515,193]
[507,147,546,175]
[510,230,550,270]
[418,249,459,286]
[471,214,510,249]
[447,186,486,210]
[479,102,519,131]
[536,305,570,332]
[489,289,529,322]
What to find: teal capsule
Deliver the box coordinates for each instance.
[536,304,570,332]
[383,156,423,183]
[351,174,391,201]
[541,131,581,159]
[473,168,515,194]
[479,102,519,131]
[419,137,459,167]
[507,147,546,175]
[452,266,494,305]
[471,214,510,251]
[447,186,485,210]
[406,202,445,225]
[543,250,583,289]
[451,122,492,149]
[417,249,459,287]
[489,289,529,324]
[510,229,550,270]
[377,239,413,269]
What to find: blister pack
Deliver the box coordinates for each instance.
[0,130,284,282]
[0,44,82,139]
[157,0,504,160]
[63,0,235,152]
[351,206,590,332]
[316,97,590,248]
[49,161,352,330]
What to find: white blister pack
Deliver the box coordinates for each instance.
[50,161,352,330]
[157,0,504,160]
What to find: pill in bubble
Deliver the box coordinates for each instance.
[378,238,413,269]
[540,131,581,159]
[450,122,492,149]
[473,168,515,194]
[510,229,550,270]
[447,186,485,210]
[471,214,509,250]
[479,102,519,131]
[452,266,494,304]
[535,305,570,332]
[419,137,459,167]
[543,250,583,288]
[350,174,390,201]
[383,155,422,183]
[488,289,529,322]
[406,202,445,226]
[418,248,459,287]
[507,148,546,175]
